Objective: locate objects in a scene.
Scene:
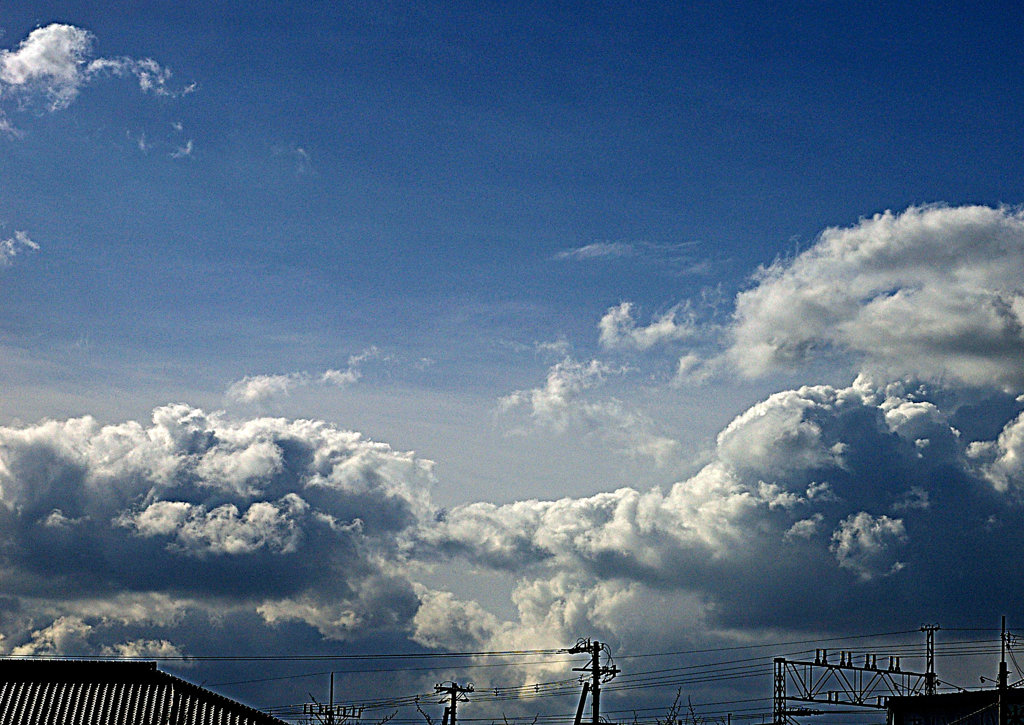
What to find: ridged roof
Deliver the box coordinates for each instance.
[0,660,289,725]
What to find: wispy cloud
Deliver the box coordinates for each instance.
[554,242,635,261]
[133,131,151,153]
[498,357,680,463]
[0,230,39,266]
[226,347,381,403]
[272,143,313,174]
[534,338,571,358]
[671,352,718,386]
[554,240,704,271]
[170,139,194,158]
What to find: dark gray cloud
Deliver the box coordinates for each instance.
[0,404,433,654]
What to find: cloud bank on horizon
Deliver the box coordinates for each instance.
[1,204,1023,679]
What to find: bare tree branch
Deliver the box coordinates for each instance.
[686,696,702,725]
[416,702,436,725]
[655,688,684,725]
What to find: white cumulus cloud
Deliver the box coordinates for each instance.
[0,23,184,130]
[0,403,436,655]
[424,376,1024,646]
[598,301,695,351]
[0,24,94,110]
[727,205,1024,390]
[830,512,907,581]
[499,358,616,429]
[967,409,1024,492]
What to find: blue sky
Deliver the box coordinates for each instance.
[3,1,1024,722]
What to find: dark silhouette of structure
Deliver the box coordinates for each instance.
[0,659,288,725]
[887,689,1024,725]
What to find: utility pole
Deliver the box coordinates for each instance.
[921,624,940,696]
[435,681,473,725]
[570,639,619,725]
[999,617,1008,725]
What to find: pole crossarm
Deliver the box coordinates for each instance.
[434,680,474,725]
[303,704,364,724]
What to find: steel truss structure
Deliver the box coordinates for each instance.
[774,652,930,725]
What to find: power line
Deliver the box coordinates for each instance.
[213,657,583,687]
[124,627,1012,722]
[611,631,922,660]
[209,630,953,692]
[5,648,565,662]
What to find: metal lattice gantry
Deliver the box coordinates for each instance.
[773,651,930,725]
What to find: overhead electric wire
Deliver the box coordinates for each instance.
[227,628,1008,722]
[610,630,922,660]
[245,630,937,700]
[213,656,582,687]
[7,647,564,662]
[245,630,937,699]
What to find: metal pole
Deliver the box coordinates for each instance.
[1000,617,1008,725]
[773,659,786,725]
[921,625,939,697]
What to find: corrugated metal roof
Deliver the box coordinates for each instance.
[0,660,290,725]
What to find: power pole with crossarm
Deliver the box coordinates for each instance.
[435,681,473,725]
[569,639,619,725]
